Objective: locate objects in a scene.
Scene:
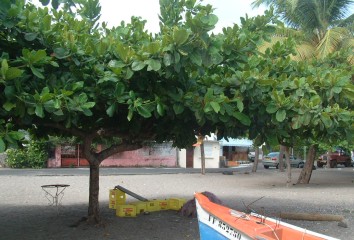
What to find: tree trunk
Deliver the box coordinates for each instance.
[297,144,316,184]
[326,149,331,168]
[251,147,260,172]
[278,145,285,172]
[80,134,143,224]
[81,136,102,224]
[88,162,101,223]
[200,140,205,175]
[284,146,291,187]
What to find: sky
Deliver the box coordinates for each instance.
[98,0,267,33]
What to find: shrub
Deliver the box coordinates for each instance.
[5,140,49,168]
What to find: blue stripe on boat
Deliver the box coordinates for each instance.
[198,221,229,240]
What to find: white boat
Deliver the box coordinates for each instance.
[195,192,340,240]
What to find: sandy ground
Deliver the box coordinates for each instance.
[0,166,353,240]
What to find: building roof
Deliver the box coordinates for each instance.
[219,138,253,147]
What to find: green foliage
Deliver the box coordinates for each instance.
[0,0,352,156]
[5,140,49,168]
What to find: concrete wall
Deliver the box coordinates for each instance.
[101,142,177,167]
[178,141,221,168]
[193,141,220,168]
[177,149,187,168]
[47,142,178,168]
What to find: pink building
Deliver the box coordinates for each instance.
[47,142,178,168]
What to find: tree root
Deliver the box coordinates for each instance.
[69,217,88,228]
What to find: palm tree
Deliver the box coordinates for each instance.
[252,0,354,62]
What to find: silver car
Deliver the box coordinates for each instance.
[262,152,303,169]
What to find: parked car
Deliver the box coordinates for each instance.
[262,152,304,169]
[317,149,352,168]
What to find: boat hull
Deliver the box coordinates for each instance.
[195,193,340,240]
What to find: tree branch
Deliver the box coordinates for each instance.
[97,142,143,162]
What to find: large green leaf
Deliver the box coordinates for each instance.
[145,59,161,71]
[156,103,164,116]
[236,99,244,112]
[127,109,133,121]
[173,104,184,115]
[342,85,354,100]
[3,102,16,111]
[8,131,25,140]
[30,50,47,63]
[276,109,286,122]
[266,103,278,113]
[132,61,146,71]
[5,67,23,80]
[53,48,70,59]
[163,53,172,66]
[233,112,251,126]
[4,86,15,99]
[210,102,220,113]
[115,44,133,63]
[173,28,189,45]
[1,59,8,79]
[190,53,202,66]
[145,42,161,54]
[201,14,218,26]
[291,116,301,129]
[115,82,125,96]
[82,102,95,109]
[24,33,38,42]
[42,15,52,30]
[30,66,44,79]
[35,105,44,118]
[82,109,93,116]
[137,106,152,118]
[320,113,332,128]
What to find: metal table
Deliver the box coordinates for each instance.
[41,184,70,214]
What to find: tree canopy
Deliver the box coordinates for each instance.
[1,0,353,222]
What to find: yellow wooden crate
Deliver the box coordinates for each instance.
[156,199,169,210]
[146,200,160,212]
[168,198,186,210]
[131,201,147,214]
[109,189,126,209]
[116,205,136,217]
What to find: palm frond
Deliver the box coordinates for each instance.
[293,42,316,61]
[251,0,275,8]
[340,36,354,49]
[316,27,351,58]
[253,0,354,32]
